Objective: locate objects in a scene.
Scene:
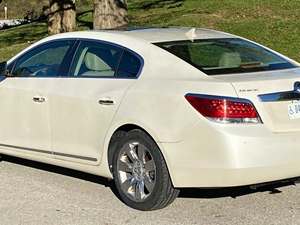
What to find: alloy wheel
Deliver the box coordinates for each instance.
[116,142,156,202]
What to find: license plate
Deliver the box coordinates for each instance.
[288,101,300,119]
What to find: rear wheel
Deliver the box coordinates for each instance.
[112,129,179,211]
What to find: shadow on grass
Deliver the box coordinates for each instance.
[77,10,93,30]
[0,22,47,48]
[131,0,184,10]
[0,10,93,49]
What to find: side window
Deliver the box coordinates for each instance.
[116,51,142,78]
[70,41,122,77]
[12,40,74,77]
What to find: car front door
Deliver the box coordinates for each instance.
[49,39,142,164]
[0,40,76,157]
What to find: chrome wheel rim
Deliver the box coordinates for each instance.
[117,142,156,202]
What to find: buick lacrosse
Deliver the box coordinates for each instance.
[0,28,300,210]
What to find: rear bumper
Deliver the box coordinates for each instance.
[160,123,300,188]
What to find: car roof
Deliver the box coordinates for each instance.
[50,27,236,44]
[110,28,235,43]
[9,28,237,66]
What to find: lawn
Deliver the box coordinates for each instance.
[0,0,300,62]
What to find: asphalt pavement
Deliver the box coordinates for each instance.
[0,155,300,225]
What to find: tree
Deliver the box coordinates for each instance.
[93,0,128,30]
[48,0,76,34]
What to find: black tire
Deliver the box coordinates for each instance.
[112,129,179,211]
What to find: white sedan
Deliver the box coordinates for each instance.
[0,27,300,210]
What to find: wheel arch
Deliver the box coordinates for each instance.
[106,123,161,172]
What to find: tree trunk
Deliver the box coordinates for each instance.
[93,0,128,30]
[48,0,76,35]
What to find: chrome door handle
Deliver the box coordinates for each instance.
[33,96,46,103]
[98,99,115,105]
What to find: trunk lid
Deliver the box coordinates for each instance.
[214,68,300,132]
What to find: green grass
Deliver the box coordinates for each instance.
[129,0,300,61]
[0,22,47,61]
[1,0,300,62]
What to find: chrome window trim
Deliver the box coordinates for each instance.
[7,38,145,80]
[258,91,300,102]
[258,82,300,102]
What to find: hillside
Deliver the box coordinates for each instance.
[0,0,300,62]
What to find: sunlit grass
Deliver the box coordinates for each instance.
[0,0,300,62]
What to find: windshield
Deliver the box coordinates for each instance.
[155,38,297,75]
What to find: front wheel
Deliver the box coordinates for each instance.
[112,129,179,211]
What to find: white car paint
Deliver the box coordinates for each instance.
[1,28,300,189]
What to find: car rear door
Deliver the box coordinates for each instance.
[49,39,142,164]
[0,40,76,156]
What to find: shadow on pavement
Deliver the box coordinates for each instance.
[1,154,298,200]
[179,180,298,199]
[1,154,111,187]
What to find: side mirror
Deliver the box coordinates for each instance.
[0,61,7,76]
[0,61,12,77]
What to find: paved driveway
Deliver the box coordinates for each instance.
[0,155,299,225]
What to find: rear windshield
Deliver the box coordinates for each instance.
[155,38,297,75]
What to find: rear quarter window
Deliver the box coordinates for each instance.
[117,51,142,78]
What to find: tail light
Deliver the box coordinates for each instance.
[185,94,262,124]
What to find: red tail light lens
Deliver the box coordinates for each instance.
[185,94,261,124]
